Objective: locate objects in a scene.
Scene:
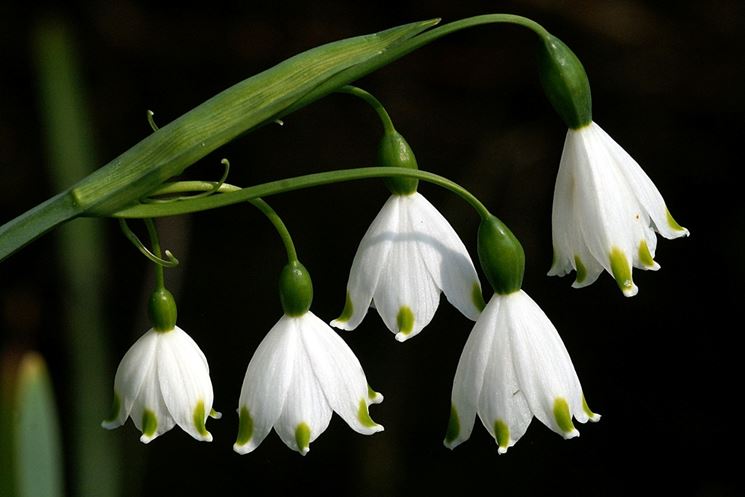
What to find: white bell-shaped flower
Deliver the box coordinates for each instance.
[234,311,383,456]
[331,192,483,342]
[444,290,599,454]
[102,326,218,443]
[549,121,689,296]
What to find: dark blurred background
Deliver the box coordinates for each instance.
[1,1,742,496]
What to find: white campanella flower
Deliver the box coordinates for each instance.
[234,311,384,456]
[549,121,689,296]
[102,326,218,443]
[331,192,483,342]
[444,290,600,454]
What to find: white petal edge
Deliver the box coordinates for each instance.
[301,312,383,435]
[234,315,298,454]
[331,195,400,331]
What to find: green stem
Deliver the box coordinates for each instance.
[249,198,298,263]
[144,219,165,291]
[114,167,492,220]
[337,86,396,133]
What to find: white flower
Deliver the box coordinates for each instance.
[549,121,689,296]
[331,191,483,341]
[444,290,599,454]
[102,326,218,443]
[234,311,383,455]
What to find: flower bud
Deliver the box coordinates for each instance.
[279,261,314,316]
[477,215,525,295]
[378,129,419,195]
[537,33,592,129]
[148,287,177,331]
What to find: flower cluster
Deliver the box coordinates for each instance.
[102,28,687,456]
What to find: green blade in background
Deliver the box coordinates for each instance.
[15,352,66,497]
[32,16,121,497]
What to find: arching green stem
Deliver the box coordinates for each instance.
[337,86,396,134]
[144,219,166,291]
[249,198,298,263]
[115,167,492,221]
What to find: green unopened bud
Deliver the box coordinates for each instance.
[537,33,592,129]
[148,287,177,331]
[378,129,419,195]
[279,261,313,316]
[477,215,525,295]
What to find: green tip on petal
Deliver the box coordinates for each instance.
[335,292,354,323]
[472,282,486,312]
[553,397,577,438]
[574,255,588,283]
[103,392,121,424]
[609,247,637,297]
[295,423,311,455]
[236,406,254,446]
[367,384,383,403]
[582,395,601,422]
[357,399,379,428]
[444,404,460,446]
[638,241,656,268]
[396,306,415,336]
[493,419,510,454]
[141,409,158,440]
[193,400,210,438]
[665,208,688,234]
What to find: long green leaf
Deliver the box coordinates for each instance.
[0,19,437,262]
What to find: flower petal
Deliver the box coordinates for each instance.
[445,294,501,449]
[103,329,160,429]
[275,323,333,455]
[407,192,483,321]
[373,196,441,341]
[156,326,214,442]
[505,291,589,439]
[234,315,298,454]
[300,312,383,435]
[331,195,399,331]
[597,121,689,239]
[477,298,533,454]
